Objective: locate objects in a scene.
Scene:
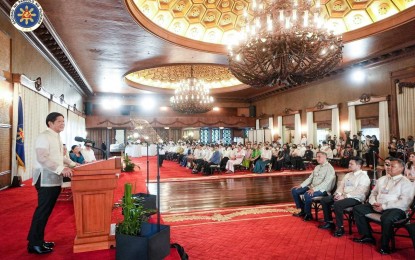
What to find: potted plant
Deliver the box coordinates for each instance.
[122,154,136,172]
[116,183,170,260]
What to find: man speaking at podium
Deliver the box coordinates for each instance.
[27,112,78,254]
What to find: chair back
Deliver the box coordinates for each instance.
[330,173,338,195]
[407,197,415,219]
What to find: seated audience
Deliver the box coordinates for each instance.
[405,152,415,181]
[253,144,272,173]
[320,141,333,159]
[241,144,253,169]
[70,145,85,164]
[249,144,261,170]
[352,158,414,255]
[272,144,290,171]
[290,144,305,170]
[291,152,336,221]
[203,145,222,175]
[225,145,245,173]
[339,145,354,168]
[303,146,313,162]
[81,142,96,163]
[319,157,370,237]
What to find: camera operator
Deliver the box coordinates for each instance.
[407,135,414,153]
[396,138,406,160]
[387,137,398,158]
[365,135,379,168]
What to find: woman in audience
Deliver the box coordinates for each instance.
[405,152,415,181]
[272,144,290,171]
[253,144,272,173]
[70,145,85,164]
[250,144,261,170]
[242,144,253,169]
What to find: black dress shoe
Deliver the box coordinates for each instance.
[318,222,335,230]
[293,211,306,217]
[353,236,376,244]
[27,245,53,254]
[379,247,391,255]
[333,227,345,237]
[303,214,313,221]
[43,241,55,248]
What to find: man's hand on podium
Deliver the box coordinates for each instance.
[62,167,73,177]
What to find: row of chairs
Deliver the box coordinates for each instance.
[310,179,415,250]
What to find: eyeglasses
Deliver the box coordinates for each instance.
[385,163,391,167]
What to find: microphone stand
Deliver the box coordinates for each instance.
[146,142,149,194]
[90,146,108,160]
[157,143,161,232]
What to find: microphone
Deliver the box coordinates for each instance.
[74,136,107,160]
[74,136,95,146]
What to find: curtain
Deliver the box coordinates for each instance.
[396,84,415,138]
[356,120,361,133]
[294,113,301,144]
[379,101,390,160]
[66,110,83,148]
[348,105,357,136]
[255,119,259,130]
[49,101,68,146]
[12,85,49,181]
[331,108,340,139]
[306,112,315,146]
[277,116,283,143]
[78,115,86,138]
[269,117,274,141]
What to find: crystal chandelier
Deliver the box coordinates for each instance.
[227,0,343,88]
[170,66,214,114]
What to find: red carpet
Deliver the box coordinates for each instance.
[1,164,414,259]
[0,171,180,260]
[168,209,415,260]
[133,156,351,183]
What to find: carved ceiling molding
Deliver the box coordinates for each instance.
[125,64,241,90]
[306,101,338,112]
[281,108,300,116]
[97,117,251,128]
[0,0,92,96]
[395,80,415,94]
[347,93,389,106]
[256,113,273,120]
[125,0,414,51]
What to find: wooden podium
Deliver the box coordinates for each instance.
[71,157,121,253]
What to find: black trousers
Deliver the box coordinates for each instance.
[406,223,415,249]
[320,196,361,228]
[27,177,61,246]
[158,154,165,166]
[353,204,406,248]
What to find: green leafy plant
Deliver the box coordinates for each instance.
[123,154,136,172]
[116,183,150,236]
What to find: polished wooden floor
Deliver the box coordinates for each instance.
[149,175,313,213]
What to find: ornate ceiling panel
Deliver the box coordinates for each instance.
[125,64,243,91]
[126,0,415,50]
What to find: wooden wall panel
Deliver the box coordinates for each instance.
[313,110,332,122]
[355,103,379,119]
[0,29,12,189]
